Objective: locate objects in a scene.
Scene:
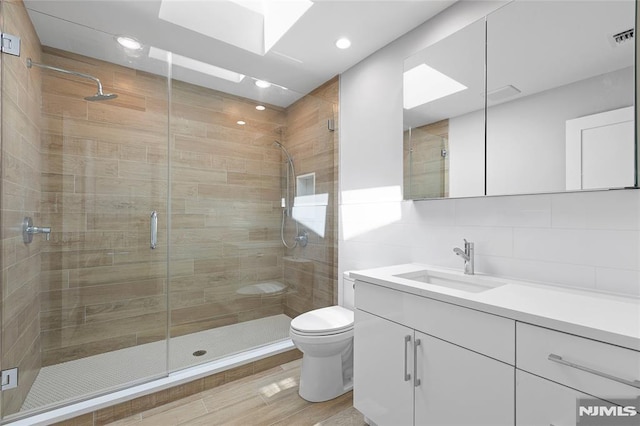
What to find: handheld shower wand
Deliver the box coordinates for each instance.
[273,141,299,248]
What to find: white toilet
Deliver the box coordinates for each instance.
[289,274,355,402]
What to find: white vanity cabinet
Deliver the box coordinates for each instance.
[516,322,640,425]
[354,309,414,425]
[354,280,515,426]
[515,370,610,426]
[414,332,514,426]
[351,264,640,426]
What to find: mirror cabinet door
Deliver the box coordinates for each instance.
[403,0,636,200]
[486,0,635,195]
[403,18,486,199]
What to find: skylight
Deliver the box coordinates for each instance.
[158,0,313,56]
[403,64,467,109]
[148,47,245,83]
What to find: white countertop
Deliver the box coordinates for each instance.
[350,264,640,351]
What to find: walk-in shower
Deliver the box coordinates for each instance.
[0,1,338,422]
[26,57,118,101]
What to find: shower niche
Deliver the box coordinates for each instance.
[297,172,316,197]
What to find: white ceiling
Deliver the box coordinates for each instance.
[24,0,456,106]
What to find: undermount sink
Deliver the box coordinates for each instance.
[393,269,507,293]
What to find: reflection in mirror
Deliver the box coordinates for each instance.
[403,18,486,199]
[486,0,636,195]
[403,0,636,200]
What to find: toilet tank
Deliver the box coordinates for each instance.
[341,271,356,310]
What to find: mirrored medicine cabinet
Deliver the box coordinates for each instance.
[403,0,637,200]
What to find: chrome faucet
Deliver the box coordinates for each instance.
[453,239,474,275]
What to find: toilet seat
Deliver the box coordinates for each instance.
[290,306,354,335]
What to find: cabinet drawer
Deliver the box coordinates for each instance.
[516,369,611,426]
[356,280,515,364]
[516,322,640,400]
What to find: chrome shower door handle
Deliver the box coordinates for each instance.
[150,211,158,249]
[404,335,411,382]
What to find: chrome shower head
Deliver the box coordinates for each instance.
[84,92,118,101]
[27,58,118,102]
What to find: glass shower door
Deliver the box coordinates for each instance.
[0,2,171,418]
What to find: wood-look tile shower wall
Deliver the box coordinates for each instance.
[0,0,43,414]
[37,49,338,367]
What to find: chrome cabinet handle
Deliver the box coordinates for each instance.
[404,335,411,382]
[548,354,640,389]
[414,338,421,387]
[150,211,158,249]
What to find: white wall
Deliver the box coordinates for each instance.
[339,0,640,306]
[486,66,634,195]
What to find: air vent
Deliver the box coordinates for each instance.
[484,85,521,102]
[613,28,634,45]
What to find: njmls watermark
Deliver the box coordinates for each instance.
[577,398,640,426]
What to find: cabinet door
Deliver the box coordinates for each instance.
[354,309,414,426]
[415,331,514,426]
[516,370,609,426]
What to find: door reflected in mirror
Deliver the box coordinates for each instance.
[403,0,636,200]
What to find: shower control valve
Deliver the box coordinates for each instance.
[23,217,52,243]
[295,230,309,247]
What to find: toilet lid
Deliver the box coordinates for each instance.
[290,306,354,334]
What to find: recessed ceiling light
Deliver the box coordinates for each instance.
[336,37,351,49]
[255,80,271,88]
[237,120,246,125]
[256,105,266,111]
[116,36,142,50]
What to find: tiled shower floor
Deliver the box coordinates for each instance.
[20,314,292,412]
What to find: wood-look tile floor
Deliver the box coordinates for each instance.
[107,359,366,426]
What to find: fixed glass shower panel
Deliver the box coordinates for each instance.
[0,1,171,418]
[167,69,339,371]
[166,74,295,371]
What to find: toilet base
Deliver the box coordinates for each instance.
[298,351,352,402]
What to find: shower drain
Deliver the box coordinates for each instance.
[192,350,207,357]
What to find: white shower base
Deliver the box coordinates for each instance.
[19,314,292,415]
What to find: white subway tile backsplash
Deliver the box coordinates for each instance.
[455,226,513,257]
[475,256,597,290]
[340,190,640,298]
[454,194,552,228]
[341,239,412,271]
[595,268,640,296]
[405,225,512,268]
[405,199,456,226]
[409,225,462,267]
[551,190,640,231]
[514,228,640,270]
